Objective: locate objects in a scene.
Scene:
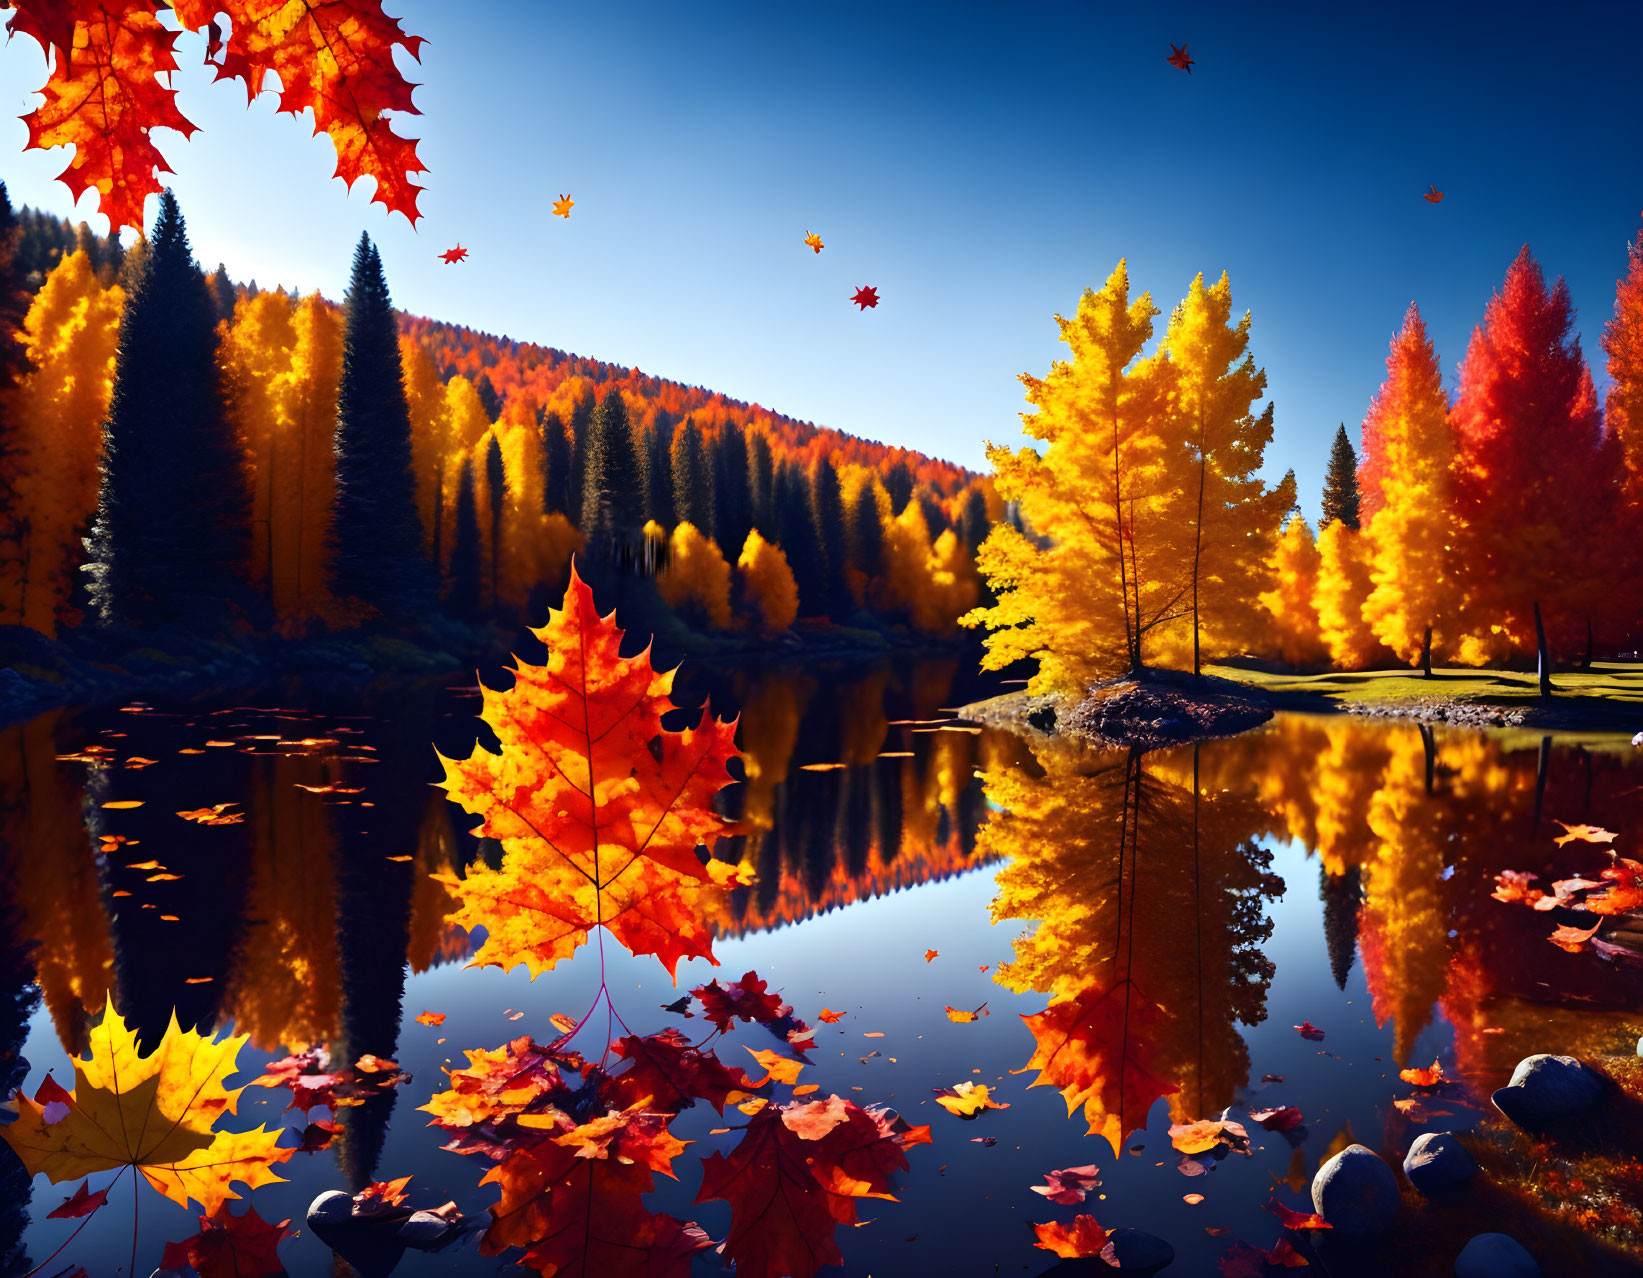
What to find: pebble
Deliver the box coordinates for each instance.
[1312,1144,1400,1238]
[1490,1054,1605,1126]
[1403,1132,1479,1197]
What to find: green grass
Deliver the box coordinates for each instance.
[1207,660,1643,708]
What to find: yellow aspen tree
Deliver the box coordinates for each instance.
[658,521,733,628]
[492,397,573,611]
[1257,515,1326,666]
[400,335,446,558]
[0,250,122,633]
[433,375,492,573]
[963,261,1183,693]
[1160,271,1295,675]
[1360,305,1457,673]
[921,527,980,636]
[737,529,798,635]
[221,289,296,600]
[1313,519,1385,669]
[874,499,935,625]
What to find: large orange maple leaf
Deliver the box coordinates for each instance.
[1014,978,1180,1156]
[0,996,291,1213]
[435,565,745,980]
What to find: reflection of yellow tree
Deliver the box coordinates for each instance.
[985,742,1281,1152]
[1359,725,1452,1065]
[407,791,466,974]
[732,671,812,837]
[0,715,111,1053]
[222,751,343,1053]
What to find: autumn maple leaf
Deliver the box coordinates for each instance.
[850,285,880,310]
[1166,42,1194,73]
[803,230,823,253]
[0,996,291,1213]
[1424,185,1444,203]
[1031,1163,1100,1205]
[552,193,574,218]
[1014,978,1180,1155]
[440,244,469,264]
[435,566,744,980]
[696,1097,929,1278]
[1032,1214,1109,1258]
[158,1202,291,1278]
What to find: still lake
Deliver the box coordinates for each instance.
[3,658,1641,1276]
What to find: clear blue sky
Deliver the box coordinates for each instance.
[2,1,1640,519]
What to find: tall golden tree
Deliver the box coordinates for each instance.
[1159,271,1294,676]
[1258,515,1326,666]
[1360,305,1457,674]
[400,335,447,560]
[964,261,1184,692]
[1313,520,1385,670]
[0,250,122,633]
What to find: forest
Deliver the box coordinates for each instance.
[0,188,993,658]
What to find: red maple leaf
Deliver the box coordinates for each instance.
[1167,42,1194,73]
[1294,1020,1325,1041]
[850,285,880,310]
[1030,1163,1100,1205]
[1032,1214,1109,1258]
[1248,1105,1304,1132]
[1265,1195,1333,1231]
[696,1096,928,1278]
[601,1028,758,1115]
[1424,185,1444,203]
[157,1202,291,1278]
[47,1179,109,1219]
[440,244,469,264]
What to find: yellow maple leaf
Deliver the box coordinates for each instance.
[803,230,824,253]
[553,193,575,218]
[933,1081,1008,1117]
[0,996,291,1213]
[745,1046,805,1086]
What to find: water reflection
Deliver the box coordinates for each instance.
[4,677,1643,1271]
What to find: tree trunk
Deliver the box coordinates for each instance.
[1418,723,1436,794]
[1582,616,1593,669]
[1532,734,1551,829]
[1533,600,1552,696]
[1420,624,1433,678]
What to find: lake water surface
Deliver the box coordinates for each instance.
[2,660,1641,1276]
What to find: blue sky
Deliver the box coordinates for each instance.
[2,0,1640,519]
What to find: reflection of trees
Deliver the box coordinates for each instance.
[984,740,1282,1152]
[0,713,110,1055]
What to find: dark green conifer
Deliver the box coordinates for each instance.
[485,432,504,608]
[671,416,715,532]
[645,415,675,526]
[567,390,595,527]
[958,486,991,549]
[747,431,775,536]
[776,463,826,615]
[447,459,482,620]
[811,457,851,618]
[539,409,570,516]
[1320,424,1361,530]
[1320,865,1361,989]
[207,263,235,323]
[0,184,28,390]
[712,420,752,553]
[849,483,883,579]
[581,387,647,538]
[475,371,503,422]
[328,232,432,618]
[85,190,249,629]
[883,460,914,514]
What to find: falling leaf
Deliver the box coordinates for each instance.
[415,1012,446,1027]
[1398,1059,1446,1088]
[0,997,290,1213]
[1031,1164,1100,1205]
[549,1012,579,1035]
[1548,920,1603,953]
[553,193,574,218]
[792,1083,820,1096]
[1166,42,1194,73]
[1294,1021,1325,1041]
[945,1002,989,1024]
[434,568,743,981]
[923,949,939,963]
[978,964,990,973]
[851,285,880,310]
[661,996,693,1016]
[746,1047,805,1087]
[1423,185,1444,203]
[803,230,824,253]
[101,800,144,809]
[818,1008,845,1024]
[933,1082,1008,1117]
[1553,821,1617,846]
[439,244,469,263]
[1032,1214,1108,1258]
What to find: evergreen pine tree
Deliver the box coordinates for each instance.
[849,483,883,578]
[328,232,432,618]
[713,419,752,553]
[0,184,27,391]
[566,389,595,528]
[811,457,851,618]
[645,416,675,525]
[581,387,647,539]
[1320,865,1360,990]
[671,416,715,531]
[539,408,570,516]
[207,263,235,323]
[958,486,991,549]
[883,460,914,514]
[86,189,249,628]
[747,431,775,535]
[475,370,503,422]
[447,458,482,620]
[776,463,826,615]
[1320,424,1361,530]
[485,431,504,609]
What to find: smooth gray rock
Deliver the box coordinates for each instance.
[1455,1233,1539,1277]
[396,1210,452,1248]
[1403,1132,1480,1197]
[1101,1227,1175,1272]
[1312,1144,1400,1238]
[306,1190,354,1227]
[306,1191,406,1278]
[1490,1054,1605,1126]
